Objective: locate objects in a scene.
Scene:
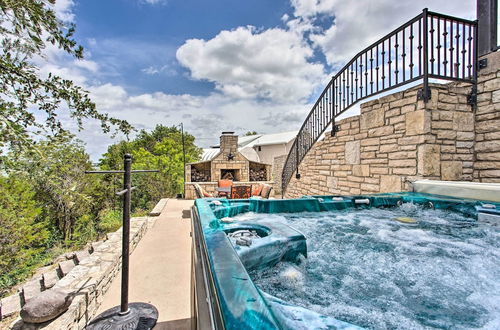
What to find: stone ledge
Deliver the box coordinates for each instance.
[9,216,154,330]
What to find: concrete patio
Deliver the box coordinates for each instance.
[96,199,194,329]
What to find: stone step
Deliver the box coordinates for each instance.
[149,198,168,216]
[0,293,22,320]
[42,270,60,290]
[74,250,90,263]
[20,279,43,305]
[58,259,76,277]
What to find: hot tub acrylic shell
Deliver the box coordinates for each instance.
[190,192,500,329]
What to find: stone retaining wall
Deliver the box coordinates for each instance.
[285,52,500,198]
[474,51,500,182]
[8,216,154,330]
[284,83,481,198]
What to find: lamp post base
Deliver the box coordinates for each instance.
[86,302,158,330]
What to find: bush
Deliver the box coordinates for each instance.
[97,209,122,234]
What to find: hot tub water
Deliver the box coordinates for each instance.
[235,204,500,329]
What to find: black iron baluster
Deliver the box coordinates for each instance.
[455,21,460,78]
[382,40,386,88]
[355,58,358,99]
[376,44,380,91]
[351,66,354,104]
[370,48,374,93]
[418,16,422,76]
[449,19,454,77]
[462,23,466,79]
[468,24,472,78]
[395,33,399,84]
[443,19,448,76]
[430,17,435,74]
[437,17,441,75]
[410,23,414,78]
[342,70,346,110]
[402,28,406,81]
[388,37,392,86]
[422,8,429,101]
[359,55,364,97]
[365,51,368,96]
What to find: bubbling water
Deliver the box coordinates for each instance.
[239,204,500,329]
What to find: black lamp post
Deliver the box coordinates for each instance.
[85,154,159,330]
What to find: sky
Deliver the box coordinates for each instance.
[46,0,476,160]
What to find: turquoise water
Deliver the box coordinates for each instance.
[236,204,500,329]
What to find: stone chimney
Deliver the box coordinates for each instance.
[220,131,238,157]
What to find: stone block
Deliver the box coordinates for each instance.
[42,270,60,290]
[475,140,500,153]
[58,259,76,277]
[379,144,399,153]
[380,175,401,193]
[352,165,370,177]
[392,167,417,175]
[441,161,463,181]
[453,112,474,131]
[360,108,384,129]
[1,293,21,318]
[406,110,430,135]
[389,159,416,168]
[418,144,441,176]
[368,125,394,137]
[326,177,337,189]
[345,141,360,164]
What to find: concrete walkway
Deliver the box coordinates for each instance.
[97,199,194,329]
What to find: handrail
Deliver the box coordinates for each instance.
[282,9,478,195]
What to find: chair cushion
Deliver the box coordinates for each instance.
[218,179,233,188]
[260,184,272,198]
[252,184,263,196]
[231,185,251,199]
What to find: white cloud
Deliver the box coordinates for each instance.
[176,26,325,103]
[141,64,176,76]
[52,0,75,22]
[290,0,475,66]
[140,0,168,5]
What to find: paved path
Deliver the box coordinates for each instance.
[97,199,194,329]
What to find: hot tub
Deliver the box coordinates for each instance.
[190,193,500,329]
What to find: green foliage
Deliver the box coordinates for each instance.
[4,133,106,241]
[100,125,202,209]
[0,175,49,296]
[244,131,258,136]
[97,209,122,234]
[0,0,132,153]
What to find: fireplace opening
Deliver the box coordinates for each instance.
[221,169,241,181]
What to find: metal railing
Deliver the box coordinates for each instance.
[282,9,478,194]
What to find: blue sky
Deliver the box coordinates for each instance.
[46,0,475,160]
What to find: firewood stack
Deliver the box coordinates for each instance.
[192,168,210,182]
[250,168,267,181]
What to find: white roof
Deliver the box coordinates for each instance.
[201,148,219,161]
[200,131,297,162]
[246,131,297,147]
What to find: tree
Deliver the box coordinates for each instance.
[4,133,106,241]
[100,125,202,209]
[0,176,47,296]
[244,131,258,136]
[0,0,132,153]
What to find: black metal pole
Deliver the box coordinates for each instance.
[86,155,159,330]
[120,154,132,314]
[477,0,498,56]
[181,123,186,198]
[422,8,430,102]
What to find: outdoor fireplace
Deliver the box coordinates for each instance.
[185,132,272,199]
[221,169,241,181]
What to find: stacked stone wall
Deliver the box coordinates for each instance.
[474,51,500,182]
[285,81,478,198]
